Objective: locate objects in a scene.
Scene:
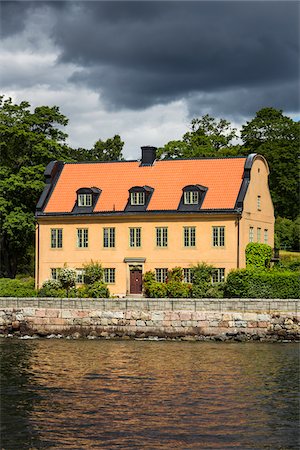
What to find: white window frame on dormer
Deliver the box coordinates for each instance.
[130,191,145,205]
[78,193,92,207]
[184,191,199,205]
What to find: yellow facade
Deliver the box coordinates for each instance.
[36,155,274,296]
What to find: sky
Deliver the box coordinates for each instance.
[1,0,299,159]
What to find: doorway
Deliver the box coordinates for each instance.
[129,266,143,294]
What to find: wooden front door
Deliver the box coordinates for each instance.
[130,269,143,294]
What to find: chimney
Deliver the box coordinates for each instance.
[140,146,157,166]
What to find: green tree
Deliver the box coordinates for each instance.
[0,96,72,277]
[73,135,124,161]
[241,107,300,219]
[157,114,239,159]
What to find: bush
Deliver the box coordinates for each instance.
[83,261,103,284]
[0,277,37,297]
[246,243,272,269]
[38,279,66,298]
[190,262,217,298]
[80,281,110,298]
[167,267,184,282]
[225,269,299,299]
[146,281,168,298]
[275,216,300,251]
[166,280,191,298]
[57,267,77,297]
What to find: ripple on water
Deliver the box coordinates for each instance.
[0,340,299,449]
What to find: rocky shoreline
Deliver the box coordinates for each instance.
[0,298,299,343]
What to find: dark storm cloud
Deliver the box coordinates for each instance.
[2,1,299,116]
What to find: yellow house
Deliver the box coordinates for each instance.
[35,147,274,296]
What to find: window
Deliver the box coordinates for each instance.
[257,195,261,210]
[184,191,199,205]
[130,228,141,247]
[156,227,168,247]
[155,268,168,283]
[78,193,92,207]
[264,229,268,244]
[184,227,196,247]
[183,268,193,283]
[51,268,59,280]
[212,226,225,247]
[104,268,115,284]
[257,227,261,242]
[249,226,254,243]
[51,228,62,248]
[130,191,145,205]
[76,269,84,283]
[77,228,88,248]
[103,227,115,248]
[212,268,225,284]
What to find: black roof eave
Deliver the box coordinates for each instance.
[36,208,242,219]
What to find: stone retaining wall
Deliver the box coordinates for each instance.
[0,298,299,341]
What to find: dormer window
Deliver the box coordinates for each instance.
[184,191,199,205]
[78,193,92,207]
[125,186,154,211]
[72,187,101,213]
[131,191,145,206]
[178,184,207,211]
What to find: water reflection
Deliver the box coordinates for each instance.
[0,340,299,449]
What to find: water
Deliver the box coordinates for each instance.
[0,339,299,449]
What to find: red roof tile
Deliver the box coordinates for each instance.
[44,158,246,213]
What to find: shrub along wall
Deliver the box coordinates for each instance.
[225,270,299,299]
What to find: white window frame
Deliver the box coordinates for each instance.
[51,268,59,280]
[212,226,225,247]
[155,268,168,283]
[212,268,225,284]
[78,193,92,207]
[51,228,63,248]
[184,227,196,247]
[76,269,84,284]
[156,227,168,247]
[184,191,199,205]
[103,227,115,248]
[257,227,261,242]
[183,268,193,283]
[129,227,141,247]
[130,191,145,205]
[104,268,115,284]
[264,229,268,244]
[257,195,261,211]
[77,228,88,248]
[249,226,254,243]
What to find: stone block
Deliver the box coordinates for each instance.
[218,321,229,328]
[258,321,268,328]
[152,312,164,321]
[179,312,192,321]
[233,313,243,320]
[36,309,46,317]
[130,320,136,326]
[61,310,73,319]
[46,309,60,318]
[111,318,119,325]
[247,321,258,328]
[222,313,232,321]
[192,312,206,320]
[257,314,270,322]
[136,320,146,327]
[235,320,247,328]
[23,308,36,317]
[112,312,124,319]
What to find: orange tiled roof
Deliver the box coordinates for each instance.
[44,158,247,213]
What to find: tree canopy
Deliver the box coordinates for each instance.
[240,107,300,219]
[157,114,240,159]
[0,96,124,277]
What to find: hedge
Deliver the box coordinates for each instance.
[0,277,37,297]
[225,269,299,299]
